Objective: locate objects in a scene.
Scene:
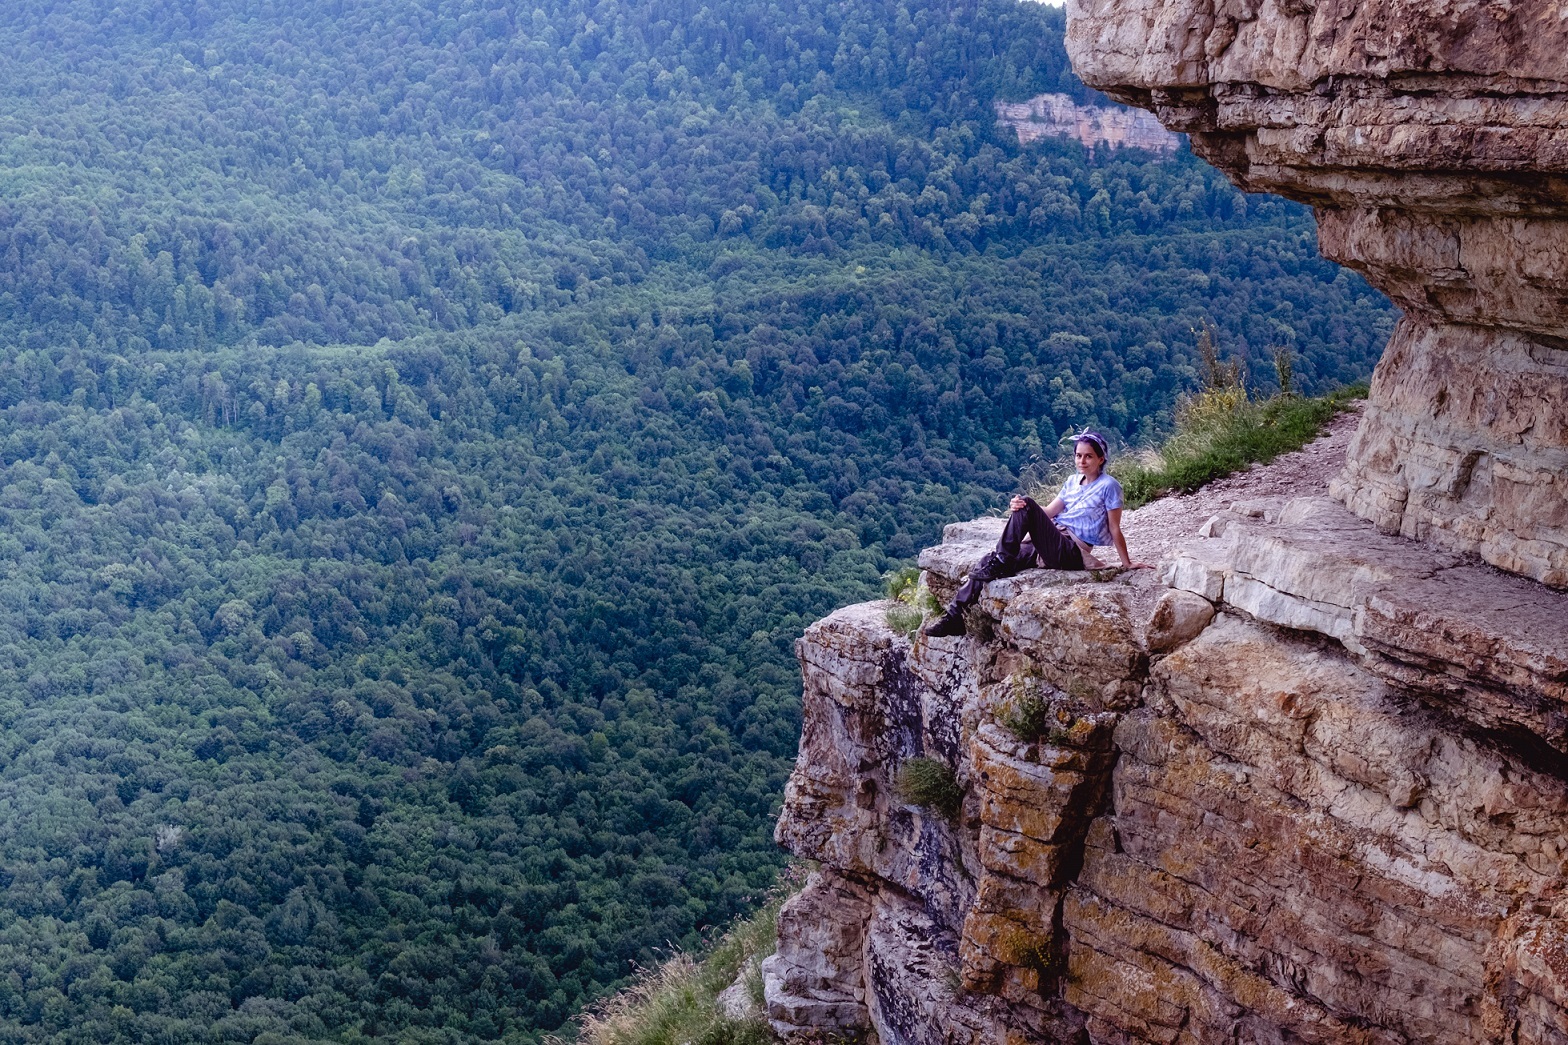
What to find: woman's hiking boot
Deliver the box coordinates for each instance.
[921,609,965,638]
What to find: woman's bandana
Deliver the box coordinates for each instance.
[1074,429,1108,460]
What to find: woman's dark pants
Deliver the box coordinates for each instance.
[948,497,1084,610]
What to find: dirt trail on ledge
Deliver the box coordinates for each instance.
[1119,403,1362,567]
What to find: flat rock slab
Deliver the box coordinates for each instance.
[916,412,1362,612]
[1360,568,1568,749]
[1163,495,1568,754]
[920,517,1007,595]
[918,515,1127,617]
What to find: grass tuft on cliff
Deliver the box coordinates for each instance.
[561,872,803,1045]
[894,757,965,820]
[884,566,939,638]
[1112,382,1368,509]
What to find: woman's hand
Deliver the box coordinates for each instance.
[1009,495,1030,512]
[1104,507,1150,571]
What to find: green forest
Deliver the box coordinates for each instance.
[0,0,1394,1040]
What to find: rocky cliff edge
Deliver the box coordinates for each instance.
[761,7,1568,1040]
[763,419,1568,1044]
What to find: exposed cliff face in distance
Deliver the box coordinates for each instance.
[994,94,1180,153]
[1066,0,1568,589]
[763,421,1568,1043]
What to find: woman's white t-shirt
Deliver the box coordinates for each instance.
[1054,472,1123,547]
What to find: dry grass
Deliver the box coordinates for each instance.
[883,566,938,638]
[1108,383,1366,510]
[559,871,802,1045]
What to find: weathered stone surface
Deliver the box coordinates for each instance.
[773,510,1568,1042]
[1331,321,1568,588]
[905,624,987,765]
[1000,585,1147,709]
[776,312,1568,1045]
[960,714,1119,997]
[1067,1,1568,106]
[1360,566,1568,753]
[1483,892,1568,1045]
[1163,495,1568,754]
[994,93,1180,153]
[959,873,1057,998]
[762,870,873,1039]
[1142,588,1214,653]
[862,889,1078,1045]
[715,966,759,1022]
[1064,616,1568,1044]
[771,549,1568,1035]
[1066,0,1568,588]
[770,552,1145,1038]
[775,602,919,873]
[972,722,1115,859]
[919,517,1006,608]
[1160,496,1461,653]
[776,602,980,936]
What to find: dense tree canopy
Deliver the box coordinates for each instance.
[0,0,1393,1040]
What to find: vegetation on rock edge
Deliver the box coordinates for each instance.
[1110,382,1368,509]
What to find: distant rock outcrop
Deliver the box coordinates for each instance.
[994,94,1180,153]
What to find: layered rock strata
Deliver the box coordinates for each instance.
[1065,0,1568,588]
[765,494,1568,1043]
[1163,495,1568,761]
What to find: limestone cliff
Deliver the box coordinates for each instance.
[763,424,1568,1043]
[761,6,1568,1041]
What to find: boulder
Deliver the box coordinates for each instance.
[1142,588,1215,654]
[763,870,874,1039]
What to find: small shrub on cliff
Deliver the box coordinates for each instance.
[998,676,1052,741]
[883,566,938,638]
[885,566,922,602]
[998,681,1078,749]
[895,757,964,820]
[999,695,1073,747]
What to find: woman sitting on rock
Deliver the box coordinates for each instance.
[923,431,1151,638]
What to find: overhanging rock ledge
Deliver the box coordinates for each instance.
[764,428,1568,1042]
[1067,0,1568,589]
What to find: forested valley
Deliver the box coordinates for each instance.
[0,0,1394,1039]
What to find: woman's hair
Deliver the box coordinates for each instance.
[1074,430,1108,460]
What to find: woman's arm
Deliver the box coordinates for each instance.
[1105,508,1152,569]
[1008,495,1066,517]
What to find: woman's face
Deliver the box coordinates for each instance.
[1074,441,1105,479]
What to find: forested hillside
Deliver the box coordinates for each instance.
[0,0,1393,1040]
